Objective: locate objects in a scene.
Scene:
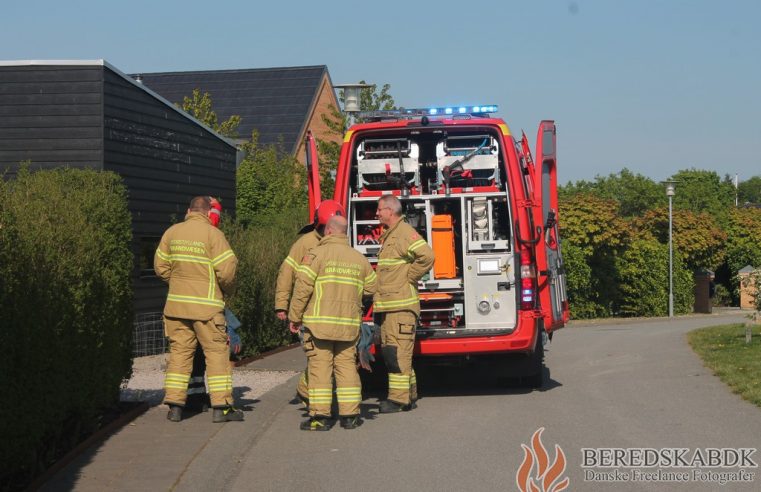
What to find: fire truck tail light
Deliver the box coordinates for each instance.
[520,264,536,279]
[520,258,536,310]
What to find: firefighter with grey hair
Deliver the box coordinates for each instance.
[374,195,434,413]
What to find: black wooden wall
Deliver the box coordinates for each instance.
[102,66,237,314]
[0,63,237,316]
[0,65,104,175]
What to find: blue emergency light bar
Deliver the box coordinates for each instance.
[406,105,498,116]
[358,104,498,122]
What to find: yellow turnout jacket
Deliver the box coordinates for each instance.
[274,230,321,312]
[374,219,434,315]
[154,212,237,320]
[288,234,376,341]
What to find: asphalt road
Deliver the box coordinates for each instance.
[219,312,760,492]
[43,312,760,491]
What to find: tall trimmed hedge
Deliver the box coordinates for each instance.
[0,168,133,489]
[614,238,693,317]
[223,207,307,355]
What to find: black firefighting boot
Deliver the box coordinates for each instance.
[339,415,362,430]
[166,404,183,422]
[300,416,331,431]
[378,400,416,414]
[212,405,244,423]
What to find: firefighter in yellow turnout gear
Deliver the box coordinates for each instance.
[274,200,346,407]
[374,195,435,413]
[288,215,376,430]
[154,196,243,423]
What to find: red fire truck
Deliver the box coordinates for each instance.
[304,105,569,386]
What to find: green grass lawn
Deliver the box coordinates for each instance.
[688,323,761,408]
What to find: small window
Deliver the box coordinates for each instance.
[139,237,161,278]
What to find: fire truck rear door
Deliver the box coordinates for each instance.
[535,121,569,328]
[304,130,322,217]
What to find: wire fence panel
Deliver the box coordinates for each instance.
[132,312,168,357]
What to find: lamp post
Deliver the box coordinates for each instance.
[333,83,373,126]
[665,181,676,318]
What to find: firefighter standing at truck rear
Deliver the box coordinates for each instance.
[274,200,345,407]
[154,196,243,423]
[288,215,377,430]
[375,195,434,413]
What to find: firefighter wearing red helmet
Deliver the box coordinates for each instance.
[274,199,345,405]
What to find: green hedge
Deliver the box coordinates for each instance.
[614,238,693,316]
[223,207,308,355]
[0,168,133,489]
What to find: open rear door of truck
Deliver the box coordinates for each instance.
[534,121,569,329]
[305,131,322,220]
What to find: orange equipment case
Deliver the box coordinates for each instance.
[431,214,457,279]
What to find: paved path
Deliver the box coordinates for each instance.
[42,312,760,491]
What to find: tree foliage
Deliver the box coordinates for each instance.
[738,176,761,205]
[180,88,241,138]
[560,194,631,316]
[559,168,665,217]
[236,131,307,226]
[669,169,735,221]
[635,208,727,271]
[724,207,761,278]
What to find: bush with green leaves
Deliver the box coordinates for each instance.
[0,168,133,488]
[223,208,307,355]
[614,238,693,317]
[236,133,307,226]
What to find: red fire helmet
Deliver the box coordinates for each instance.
[209,196,222,227]
[316,199,345,226]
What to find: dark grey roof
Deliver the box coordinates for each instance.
[133,65,332,153]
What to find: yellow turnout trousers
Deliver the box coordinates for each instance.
[303,330,362,418]
[163,314,233,408]
[380,310,418,405]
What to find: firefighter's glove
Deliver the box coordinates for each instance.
[225,308,242,355]
[357,322,376,371]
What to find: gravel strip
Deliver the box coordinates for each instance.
[121,354,297,407]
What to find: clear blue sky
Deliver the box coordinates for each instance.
[3,0,759,184]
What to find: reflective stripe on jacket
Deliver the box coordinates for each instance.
[288,234,377,341]
[374,220,434,315]
[154,212,237,320]
[274,230,321,312]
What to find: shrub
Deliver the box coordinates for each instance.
[0,168,133,488]
[614,238,693,316]
[223,207,308,355]
[563,242,607,319]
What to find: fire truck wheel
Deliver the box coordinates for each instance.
[524,325,546,389]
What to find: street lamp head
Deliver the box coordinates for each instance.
[333,83,374,113]
[662,180,677,197]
